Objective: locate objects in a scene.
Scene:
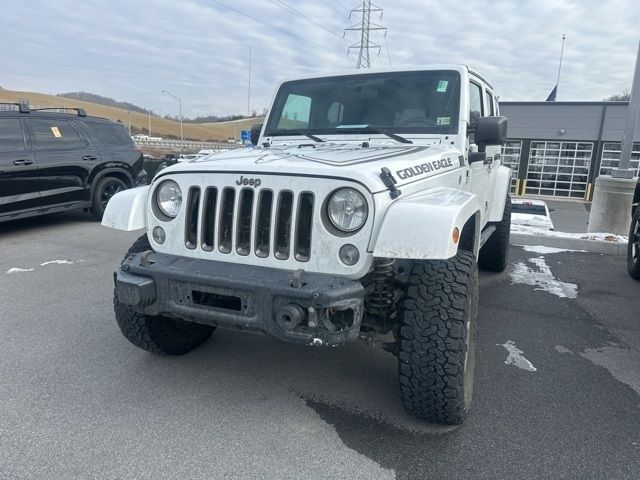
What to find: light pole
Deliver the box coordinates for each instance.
[161,90,183,149]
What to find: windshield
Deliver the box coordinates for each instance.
[265,70,461,137]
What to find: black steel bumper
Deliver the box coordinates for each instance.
[114,252,365,346]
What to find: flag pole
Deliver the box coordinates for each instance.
[556,34,566,100]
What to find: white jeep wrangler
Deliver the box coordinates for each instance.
[103,65,511,425]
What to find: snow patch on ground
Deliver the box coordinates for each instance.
[498,341,537,372]
[5,267,35,275]
[511,225,627,243]
[520,245,587,254]
[510,256,578,298]
[40,259,75,266]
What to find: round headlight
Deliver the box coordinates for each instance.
[327,188,368,232]
[156,180,182,218]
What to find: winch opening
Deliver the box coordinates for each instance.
[192,290,242,311]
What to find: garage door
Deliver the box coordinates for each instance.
[525,141,593,198]
[599,142,640,177]
[501,140,521,193]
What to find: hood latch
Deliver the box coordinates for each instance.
[380,167,401,199]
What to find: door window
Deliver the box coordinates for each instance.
[0,118,26,151]
[485,90,495,116]
[469,82,483,125]
[31,119,83,149]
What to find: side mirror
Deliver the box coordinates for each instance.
[250,123,263,146]
[474,116,508,152]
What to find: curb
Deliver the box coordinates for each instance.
[510,233,628,256]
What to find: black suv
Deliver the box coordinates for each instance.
[0,103,146,223]
[629,180,640,280]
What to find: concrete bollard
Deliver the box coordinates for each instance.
[588,175,638,235]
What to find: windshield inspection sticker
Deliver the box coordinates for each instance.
[50,126,62,138]
[436,80,449,92]
[436,117,451,126]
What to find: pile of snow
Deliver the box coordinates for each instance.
[511,224,627,243]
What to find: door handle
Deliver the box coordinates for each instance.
[13,159,34,166]
[82,155,98,161]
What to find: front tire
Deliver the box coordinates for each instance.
[398,251,478,425]
[479,195,511,272]
[91,176,128,220]
[114,235,215,355]
[628,208,640,280]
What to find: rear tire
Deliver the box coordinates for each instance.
[479,195,511,272]
[398,251,478,425]
[91,176,128,221]
[628,209,640,280]
[114,235,215,355]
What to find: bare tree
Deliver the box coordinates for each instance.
[604,89,631,101]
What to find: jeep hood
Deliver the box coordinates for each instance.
[159,142,462,193]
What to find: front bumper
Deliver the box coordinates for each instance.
[115,252,365,346]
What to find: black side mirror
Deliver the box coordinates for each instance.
[475,116,508,152]
[250,123,263,146]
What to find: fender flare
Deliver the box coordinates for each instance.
[487,165,512,222]
[371,187,482,260]
[101,186,149,231]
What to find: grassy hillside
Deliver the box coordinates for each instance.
[0,88,263,142]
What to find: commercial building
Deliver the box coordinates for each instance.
[499,101,640,200]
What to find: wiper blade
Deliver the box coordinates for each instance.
[336,125,413,144]
[284,130,325,142]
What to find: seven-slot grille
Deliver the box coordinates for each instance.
[184,186,315,261]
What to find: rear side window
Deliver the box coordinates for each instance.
[31,119,83,149]
[0,118,26,151]
[89,123,134,146]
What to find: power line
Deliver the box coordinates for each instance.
[208,0,343,55]
[268,0,343,38]
[319,0,347,14]
[332,0,350,11]
[344,1,387,69]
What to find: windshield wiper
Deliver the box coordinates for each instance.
[282,130,325,142]
[336,125,413,144]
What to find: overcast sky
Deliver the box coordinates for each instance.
[1,0,638,118]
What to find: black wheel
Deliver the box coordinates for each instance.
[398,251,478,425]
[91,176,128,220]
[479,195,511,272]
[114,235,215,355]
[628,208,640,280]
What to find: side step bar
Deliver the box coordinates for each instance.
[479,225,497,249]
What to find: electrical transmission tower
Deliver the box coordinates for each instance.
[344,1,387,69]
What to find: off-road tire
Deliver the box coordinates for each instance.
[91,176,128,221]
[114,234,215,355]
[398,251,478,424]
[479,195,511,272]
[628,208,640,280]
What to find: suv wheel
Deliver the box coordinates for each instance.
[628,208,640,280]
[114,235,215,354]
[398,251,478,424]
[478,195,511,272]
[91,176,128,220]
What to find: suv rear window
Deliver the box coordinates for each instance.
[31,119,83,149]
[90,123,134,146]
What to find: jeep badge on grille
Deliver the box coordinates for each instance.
[236,176,261,187]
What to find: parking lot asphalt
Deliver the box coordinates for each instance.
[1,212,639,480]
